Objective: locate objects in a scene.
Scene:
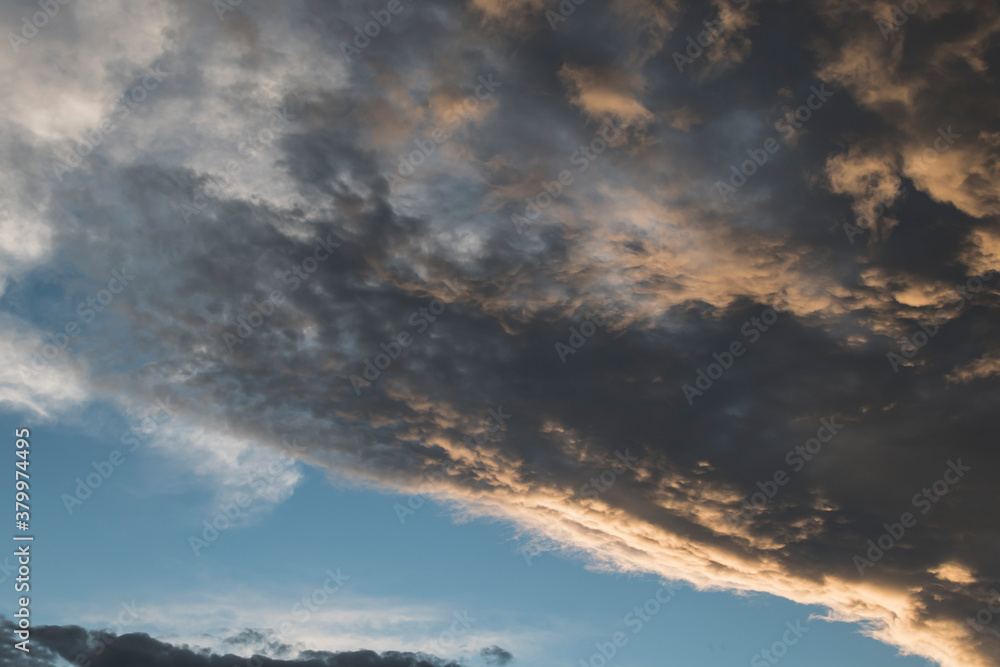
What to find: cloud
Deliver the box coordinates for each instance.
[824,144,902,243]
[0,618,464,667]
[699,0,758,79]
[816,0,1000,222]
[47,582,543,662]
[3,1,1000,666]
[558,64,653,126]
[479,645,513,665]
[0,314,89,418]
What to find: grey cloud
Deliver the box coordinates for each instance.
[0,618,463,667]
[3,0,1000,664]
[478,645,513,665]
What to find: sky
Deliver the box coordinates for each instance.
[0,0,998,666]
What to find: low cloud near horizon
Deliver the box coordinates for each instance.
[0,617,481,667]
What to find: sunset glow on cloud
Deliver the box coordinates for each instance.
[1,1,999,666]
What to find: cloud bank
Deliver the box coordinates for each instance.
[2,0,999,664]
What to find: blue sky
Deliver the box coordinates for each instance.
[0,405,935,666]
[1,1,999,666]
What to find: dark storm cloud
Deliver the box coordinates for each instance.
[0,618,462,667]
[478,645,512,665]
[223,629,294,658]
[2,0,1000,664]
